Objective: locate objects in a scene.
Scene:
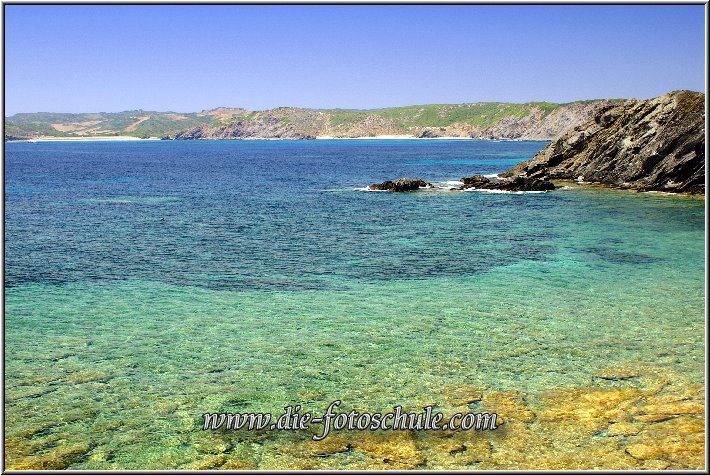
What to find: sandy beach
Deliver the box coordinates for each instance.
[24,136,161,142]
[12,135,489,142]
[315,135,477,140]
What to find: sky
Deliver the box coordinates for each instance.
[3,4,706,115]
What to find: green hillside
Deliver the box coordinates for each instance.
[5,100,613,140]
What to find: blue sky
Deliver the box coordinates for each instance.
[4,5,706,114]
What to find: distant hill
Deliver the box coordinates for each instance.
[4,108,244,139]
[5,101,619,141]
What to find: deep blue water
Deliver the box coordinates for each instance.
[5,139,555,290]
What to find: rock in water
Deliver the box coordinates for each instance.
[494,177,556,192]
[369,178,432,192]
[461,175,492,187]
[459,174,555,192]
[501,90,705,194]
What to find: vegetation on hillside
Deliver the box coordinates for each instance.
[5,100,613,140]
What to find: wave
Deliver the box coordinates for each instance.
[462,188,548,194]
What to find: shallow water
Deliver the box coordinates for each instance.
[4,140,705,469]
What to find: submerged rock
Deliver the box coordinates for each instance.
[369,177,432,192]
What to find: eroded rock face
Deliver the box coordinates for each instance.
[459,175,556,192]
[461,175,493,188]
[502,91,705,194]
[167,120,317,140]
[369,178,432,192]
[418,129,440,138]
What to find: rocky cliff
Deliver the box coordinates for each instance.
[502,91,705,194]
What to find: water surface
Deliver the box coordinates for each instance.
[4,140,705,469]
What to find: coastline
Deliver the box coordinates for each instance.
[11,136,161,142]
[7,135,542,142]
[551,180,706,198]
[314,135,478,140]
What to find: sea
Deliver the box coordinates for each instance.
[4,139,705,469]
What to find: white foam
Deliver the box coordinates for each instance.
[432,180,462,190]
[356,187,387,192]
[464,188,548,194]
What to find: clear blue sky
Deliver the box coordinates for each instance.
[4,5,706,114]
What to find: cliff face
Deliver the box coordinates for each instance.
[502,91,705,194]
[172,114,321,140]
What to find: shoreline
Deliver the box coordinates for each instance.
[10,136,161,142]
[314,135,478,140]
[551,179,705,198]
[7,135,547,143]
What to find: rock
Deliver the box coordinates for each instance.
[307,435,351,456]
[439,384,485,406]
[5,135,32,142]
[423,436,492,468]
[607,421,642,436]
[184,454,226,470]
[351,431,425,468]
[593,367,639,381]
[220,458,259,470]
[537,388,643,434]
[502,90,705,194]
[493,177,556,192]
[191,433,231,454]
[459,175,555,192]
[625,443,664,460]
[7,442,93,470]
[633,414,678,423]
[418,129,439,138]
[481,390,535,424]
[369,177,432,192]
[460,175,492,188]
[626,415,705,468]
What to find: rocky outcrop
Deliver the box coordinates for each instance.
[502,91,705,194]
[513,101,617,141]
[4,135,31,142]
[166,115,317,140]
[418,129,440,138]
[459,175,556,192]
[368,175,554,192]
[469,101,615,141]
[369,178,432,192]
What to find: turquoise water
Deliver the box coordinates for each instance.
[4,140,705,469]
